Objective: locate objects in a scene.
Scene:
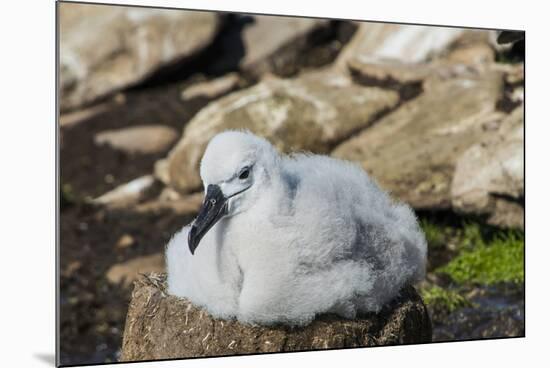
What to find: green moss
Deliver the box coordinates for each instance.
[420,285,471,313]
[459,222,485,249]
[420,219,447,249]
[437,228,524,285]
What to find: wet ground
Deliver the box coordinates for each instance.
[429,284,524,342]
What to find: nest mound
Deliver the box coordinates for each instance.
[121,273,432,361]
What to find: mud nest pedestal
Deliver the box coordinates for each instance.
[120,273,432,361]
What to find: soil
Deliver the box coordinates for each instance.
[59,204,193,364]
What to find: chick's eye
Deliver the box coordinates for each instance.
[239,168,250,180]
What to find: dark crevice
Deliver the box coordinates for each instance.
[495,75,523,113]
[417,209,493,233]
[495,38,525,64]
[349,67,424,102]
[130,17,358,90]
[128,14,245,90]
[489,192,524,207]
[242,20,358,81]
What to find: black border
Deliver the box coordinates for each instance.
[55,1,526,367]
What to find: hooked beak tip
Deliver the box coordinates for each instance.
[188,226,197,255]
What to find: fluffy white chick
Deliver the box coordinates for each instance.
[166,130,427,326]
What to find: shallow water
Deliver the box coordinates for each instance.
[431,284,524,342]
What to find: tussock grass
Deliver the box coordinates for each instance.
[437,227,524,285]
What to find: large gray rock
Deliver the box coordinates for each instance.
[335,23,495,85]
[163,70,399,193]
[332,69,506,210]
[120,273,431,361]
[451,105,524,228]
[59,3,219,111]
[239,16,329,77]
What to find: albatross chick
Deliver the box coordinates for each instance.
[166,131,427,326]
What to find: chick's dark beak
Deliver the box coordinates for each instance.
[188,184,228,255]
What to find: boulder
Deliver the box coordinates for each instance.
[238,16,330,77]
[334,22,469,70]
[120,273,431,361]
[59,3,219,111]
[445,42,495,66]
[451,105,524,228]
[163,70,399,193]
[332,69,506,210]
[344,24,495,87]
[336,24,495,87]
[94,125,179,155]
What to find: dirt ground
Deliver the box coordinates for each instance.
[59,82,201,364]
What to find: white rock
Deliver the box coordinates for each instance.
[94,175,155,207]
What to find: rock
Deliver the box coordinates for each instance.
[181,73,242,101]
[445,42,494,66]
[116,234,135,250]
[332,69,505,210]
[348,58,431,86]
[94,125,178,155]
[153,159,170,186]
[93,175,155,208]
[158,187,183,201]
[337,24,496,91]
[334,22,467,71]
[164,70,399,193]
[106,254,165,288]
[344,29,496,88]
[120,274,431,361]
[62,261,82,278]
[451,105,524,228]
[59,3,219,111]
[239,16,330,77]
[59,96,122,128]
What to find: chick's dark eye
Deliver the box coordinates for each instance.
[239,168,250,180]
